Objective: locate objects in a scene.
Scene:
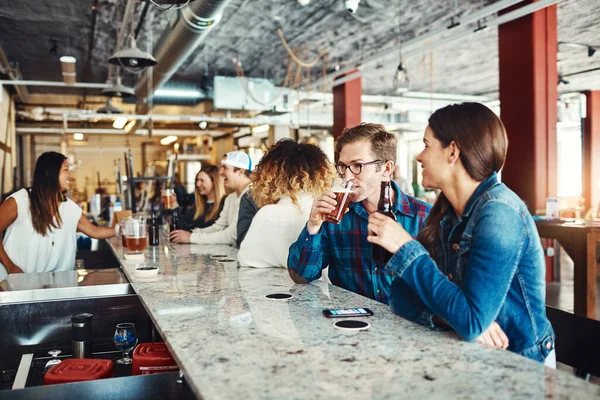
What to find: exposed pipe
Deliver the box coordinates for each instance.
[0,80,109,89]
[0,46,29,103]
[135,0,233,105]
[81,0,100,107]
[16,127,234,136]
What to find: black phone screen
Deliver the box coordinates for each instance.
[322,308,373,318]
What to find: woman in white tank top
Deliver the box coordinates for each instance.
[0,152,116,281]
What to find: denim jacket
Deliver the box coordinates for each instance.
[387,172,554,363]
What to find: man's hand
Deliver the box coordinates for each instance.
[476,321,509,350]
[306,192,338,235]
[366,212,412,254]
[169,230,192,243]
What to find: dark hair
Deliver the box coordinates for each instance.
[194,164,225,222]
[29,151,67,236]
[417,102,508,253]
[334,123,396,165]
[233,167,252,178]
[251,139,334,208]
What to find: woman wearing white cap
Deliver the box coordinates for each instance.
[170,151,252,246]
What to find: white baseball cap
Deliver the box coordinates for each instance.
[222,151,253,171]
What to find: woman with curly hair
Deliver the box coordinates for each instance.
[238,139,334,268]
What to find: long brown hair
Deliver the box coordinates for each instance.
[194,164,225,222]
[29,151,67,236]
[417,102,508,253]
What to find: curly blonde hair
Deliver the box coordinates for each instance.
[251,139,335,208]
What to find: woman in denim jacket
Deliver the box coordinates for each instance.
[367,102,555,365]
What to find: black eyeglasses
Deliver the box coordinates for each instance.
[335,160,384,175]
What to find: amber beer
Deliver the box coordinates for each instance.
[325,188,354,224]
[161,189,176,209]
[126,236,147,252]
[372,181,395,264]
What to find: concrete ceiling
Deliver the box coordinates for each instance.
[0,0,598,101]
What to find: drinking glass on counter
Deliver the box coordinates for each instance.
[124,216,147,252]
[44,350,62,373]
[324,177,355,224]
[113,323,138,365]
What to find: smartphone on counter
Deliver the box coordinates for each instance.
[322,308,374,318]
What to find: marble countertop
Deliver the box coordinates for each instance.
[108,235,600,399]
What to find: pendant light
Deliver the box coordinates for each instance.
[97,98,123,114]
[102,75,136,98]
[392,0,410,93]
[109,3,157,73]
[139,0,195,11]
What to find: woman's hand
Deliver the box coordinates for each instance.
[476,321,509,350]
[366,212,413,254]
[169,230,191,243]
[7,264,24,274]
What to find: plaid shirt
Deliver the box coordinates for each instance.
[288,181,431,304]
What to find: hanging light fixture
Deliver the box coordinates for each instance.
[97,98,123,114]
[139,0,195,11]
[101,75,136,98]
[109,2,157,73]
[392,0,409,93]
[393,62,410,93]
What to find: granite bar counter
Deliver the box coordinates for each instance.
[107,235,600,399]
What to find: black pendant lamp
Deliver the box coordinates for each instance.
[97,98,123,114]
[102,75,136,98]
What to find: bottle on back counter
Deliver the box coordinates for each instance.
[372,181,396,265]
[149,211,160,246]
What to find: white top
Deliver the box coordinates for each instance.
[0,189,83,281]
[189,185,249,246]
[238,193,314,268]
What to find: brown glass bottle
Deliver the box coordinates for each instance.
[169,209,180,243]
[149,211,159,246]
[372,181,395,265]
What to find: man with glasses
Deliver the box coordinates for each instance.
[287,123,431,304]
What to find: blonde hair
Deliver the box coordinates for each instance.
[251,139,335,208]
[194,164,225,222]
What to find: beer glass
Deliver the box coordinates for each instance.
[124,216,147,252]
[161,189,177,210]
[324,178,355,224]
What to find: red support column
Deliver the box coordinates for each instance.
[498,1,558,213]
[583,91,600,213]
[332,70,362,140]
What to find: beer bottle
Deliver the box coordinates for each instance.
[169,209,179,233]
[372,181,395,265]
[149,211,159,246]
